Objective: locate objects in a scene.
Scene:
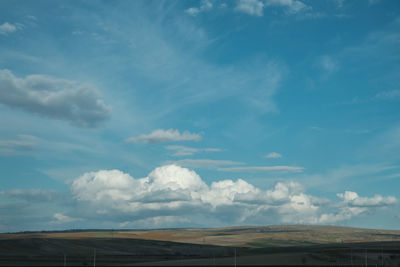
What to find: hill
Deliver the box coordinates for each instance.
[1,225,400,266]
[3,225,400,247]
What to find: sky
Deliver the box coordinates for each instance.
[0,0,399,232]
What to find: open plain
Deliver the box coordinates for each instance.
[1,225,400,266]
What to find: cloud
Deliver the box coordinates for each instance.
[0,22,23,35]
[185,0,213,16]
[52,213,81,223]
[68,165,396,226]
[374,90,400,100]
[218,165,304,172]
[0,189,72,231]
[0,69,111,127]
[319,55,338,74]
[338,16,400,78]
[70,165,208,221]
[166,145,222,156]
[235,0,265,16]
[0,135,36,155]
[317,207,365,224]
[303,163,397,192]
[368,0,381,5]
[26,15,37,21]
[169,159,243,168]
[69,165,322,224]
[265,0,309,14]
[235,0,314,18]
[86,6,285,117]
[309,126,323,131]
[363,125,400,162]
[126,129,202,144]
[334,0,345,8]
[166,146,203,157]
[266,152,282,159]
[383,173,400,180]
[318,191,397,224]
[337,191,397,207]
[0,189,62,202]
[0,202,57,232]
[32,164,397,228]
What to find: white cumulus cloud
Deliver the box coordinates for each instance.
[235,0,265,16]
[0,69,111,127]
[126,129,202,144]
[185,0,213,16]
[318,191,397,224]
[265,0,309,14]
[67,165,397,226]
[337,191,397,207]
[0,22,23,35]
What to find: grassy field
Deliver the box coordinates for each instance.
[3,225,400,247]
[1,225,400,266]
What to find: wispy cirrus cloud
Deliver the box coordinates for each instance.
[0,189,65,202]
[169,159,243,168]
[55,3,286,120]
[126,129,202,144]
[166,145,222,156]
[265,0,309,14]
[0,135,36,155]
[301,163,398,192]
[374,90,400,100]
[266,152,282,159]
[342,89,400,106]
[218,165,304,172]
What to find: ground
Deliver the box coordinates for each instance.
[1,225,400,266]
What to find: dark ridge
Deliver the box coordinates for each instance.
[0,237,399,266]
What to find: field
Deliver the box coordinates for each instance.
[1,225,400,266]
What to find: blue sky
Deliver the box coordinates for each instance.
[0,0,399,232]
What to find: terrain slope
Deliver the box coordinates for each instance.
[3,225,400,247]
[1,225,400,266]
